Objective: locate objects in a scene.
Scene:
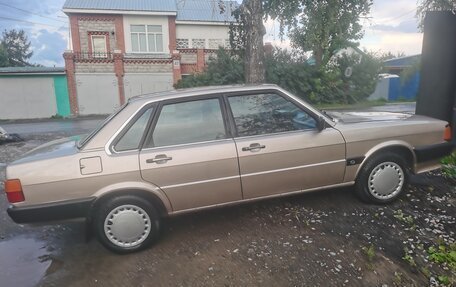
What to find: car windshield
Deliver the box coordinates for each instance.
[77,103,128,149]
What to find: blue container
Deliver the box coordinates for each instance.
[388,77,401,101]
[400,72,420,100]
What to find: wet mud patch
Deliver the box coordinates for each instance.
[0,236,56,287]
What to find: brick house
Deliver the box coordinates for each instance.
[62,0,237,116]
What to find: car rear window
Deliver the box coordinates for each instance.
[114,108,153,152]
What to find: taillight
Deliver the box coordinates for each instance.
[444,124,452,141]
[4,179,25,203]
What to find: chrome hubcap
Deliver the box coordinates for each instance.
[104,204,151,248]
[368,162,404,200]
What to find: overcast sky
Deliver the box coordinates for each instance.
[0,0,423,67]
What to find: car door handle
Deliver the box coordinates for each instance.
[146,154,173,164]
[242,143,266,152]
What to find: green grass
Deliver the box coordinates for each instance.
[427,244,456,271]
[393,209,414,225]
[441,152,456,179]
[362,244,376,262]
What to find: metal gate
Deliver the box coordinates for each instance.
[76,73,120,115]
[124,73,173,100]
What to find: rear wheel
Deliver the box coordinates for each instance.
[355,152,409,204]
[94,195,160,254]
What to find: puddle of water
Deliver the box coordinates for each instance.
[0,237,53,287]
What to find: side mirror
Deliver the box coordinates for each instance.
[317,117,326,131]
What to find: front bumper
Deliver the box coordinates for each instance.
[414,142,455,163]
[7,197,95,224]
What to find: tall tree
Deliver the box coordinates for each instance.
[1,29,33,67]
[229,0,302,83]
[290,0,372,68]
[0,43,9,67]
[416,0,454,30]
[240,0,267,84]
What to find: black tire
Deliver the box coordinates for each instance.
[355,152,409,204]
[93,195,160,254]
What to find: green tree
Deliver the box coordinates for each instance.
[417,0,454,30]
[228,0,303,83]
[290,0,372,68]
[0,43,9,67]
[334,51,382,102]
[175,48,244,89]
[1,29,33,67]
[265,48,346,104]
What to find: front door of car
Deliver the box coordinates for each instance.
[226,92,346,199]
[139,97,242,212]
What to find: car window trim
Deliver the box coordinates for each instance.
[231,128,321,141]
[110,102,157,154]
[141,94,233,150]
[222,90,321,138]
[141,138,235,152]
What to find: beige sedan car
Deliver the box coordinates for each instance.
[4,85,454,253]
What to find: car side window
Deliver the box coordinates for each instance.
[228,93,317,137]
[114,108,153,152]
[148,98,226,148]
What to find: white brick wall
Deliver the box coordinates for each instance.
[79,20,117,52]
[124,62,172,73]
[75,62,114,73]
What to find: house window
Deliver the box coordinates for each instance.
[176,38,189,49]
[131,25,164,53]
[208,39,223,49]
[192,39,205,49]
[91,35,107,57]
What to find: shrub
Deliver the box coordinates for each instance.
[441,152,456,179]
[175,48,244,89]
[175,48,380,105]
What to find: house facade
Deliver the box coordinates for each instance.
[63,0,237,115]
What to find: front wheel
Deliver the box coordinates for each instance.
[355,152,409,204]
[94,195,161,254]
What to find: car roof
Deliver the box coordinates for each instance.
[129,84,281,104]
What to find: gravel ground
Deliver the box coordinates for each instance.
[0,132,455,287]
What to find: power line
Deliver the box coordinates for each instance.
[0,16,68,28]
[373,7,417,25]
[0,2,67,23]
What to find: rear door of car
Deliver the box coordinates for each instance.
[139,95,242,212]
[225,91,346,199]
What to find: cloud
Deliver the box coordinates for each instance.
[360,0,422,55]
[361,31,423,55]
[0,0,68,66]
[0,0,63,19]
[31,29,67,66]
[368,0,417,25]
[371,19,418,33]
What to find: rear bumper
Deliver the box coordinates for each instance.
[414,142,455,163]
[7,197,95,224]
